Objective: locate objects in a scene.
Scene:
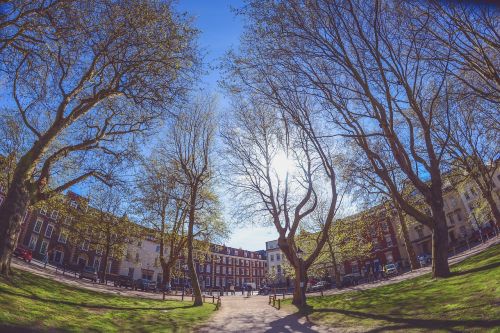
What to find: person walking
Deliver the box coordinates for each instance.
[229,284,235,295]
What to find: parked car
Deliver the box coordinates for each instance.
[417,254,432,267]
[384,263,398,276]
[308,281,331,292]
[134,278,157,292]
[113,275,134,289]
[79,266,98,282]
[258,285,271,295]
[13,245,32,263]
[341,274,361,287]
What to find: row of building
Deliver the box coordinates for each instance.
[266,173,500,285]
[2,169,499,288]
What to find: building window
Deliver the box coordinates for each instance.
[40,240,49,255]
[351,261,359,274]
[415,226,424,239]
[135,253,140,262]
[216,265,220,274]
[385,251,394,263]
[447,213,455,225]
[235,250,238,256]
[206,277,211,287]
[206,264,211,273]
[81,240,89,251]
[28,234,38,250]
[93,258,101,270]
[155,245,160,253]
[455,209,463,222]
[33,218,43,233]
[54,250,64,264]
[50,210,59,220]
[385,235,393,247]
[464,191,471,200]
[45,224,54,238]
[276,253,280,261]
[70,200,78,209]
[40,207,48,216]
[228,267,232,275]
[58,230,68,244]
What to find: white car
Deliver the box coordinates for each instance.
[384,263,398,276]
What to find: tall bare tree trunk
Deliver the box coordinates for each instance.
[431,207,451,278]
[483,190,500,228]
[395,206,419,270]
[326,238,341,286]
[187,190,203,306]
[0,178,30,275]
[292,259,307,307]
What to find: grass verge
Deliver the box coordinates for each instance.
[0,269,215,333]
[285,243,500,332]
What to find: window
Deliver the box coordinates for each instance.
[40,240,49,255]
[54,250,64,264]
[216,265,220,274]
[464,191,471,200]
[228,267,232,275]
[206,264,211,273]
[70,200,78,209]
[93,258,101,270]
[28,234,38,250]
[128,267,134,278]
[81,240,89,251]
[199,264,204,273]
[415,226,424,239]
[276,253,280,261]
[234,250,238,256]
[455,209,463,222]
[385,234,393,247]
[351,261,359,274]
[381,222,389,232]
[135,253,140,262]
[206,277,211,287]
[137,241,142,247]
[33,218,43,233]
[385,251,394,263]
[155,245,160,253]
[45,224,54,238]
[58,230,68,244]
[50,210,59,220]
[447,213,455,225]
[270,254,274,261]
[40,207,48,216]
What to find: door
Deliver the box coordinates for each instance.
[54,250,64,264]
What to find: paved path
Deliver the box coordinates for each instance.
[195,294,338,333]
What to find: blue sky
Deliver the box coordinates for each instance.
[175,1,278,251]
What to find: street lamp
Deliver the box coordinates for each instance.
[182,264,188,301]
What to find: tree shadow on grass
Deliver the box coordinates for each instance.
[0,288,197,311]
[0,323,69,333]
[451,261,500,277]
[300,307,500,333]
[266,312,320,333]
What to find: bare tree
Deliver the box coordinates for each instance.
[169,96,217,306]
[229,0,458,277]
[221,99,338,307]
[0,0,198,275]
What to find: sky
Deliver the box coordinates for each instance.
[174,0,279,251]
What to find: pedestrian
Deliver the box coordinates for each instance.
[230,284,235,295]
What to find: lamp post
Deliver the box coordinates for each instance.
[181,264,188,301]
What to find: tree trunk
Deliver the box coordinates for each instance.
[101,249,110,283]
[187,191,203,306]
[326,238,341,286]
[292,260,307,307]
[483,190,500,228]
[396,208,419,270]
[161,263,172,290]
[0,180,31,275]
[431,207,450,278]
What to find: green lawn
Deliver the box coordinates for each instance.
[0,270,215,333]
[287,243,500,332]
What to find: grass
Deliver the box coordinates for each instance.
[0,270,216,333]
[285,243,500,332]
